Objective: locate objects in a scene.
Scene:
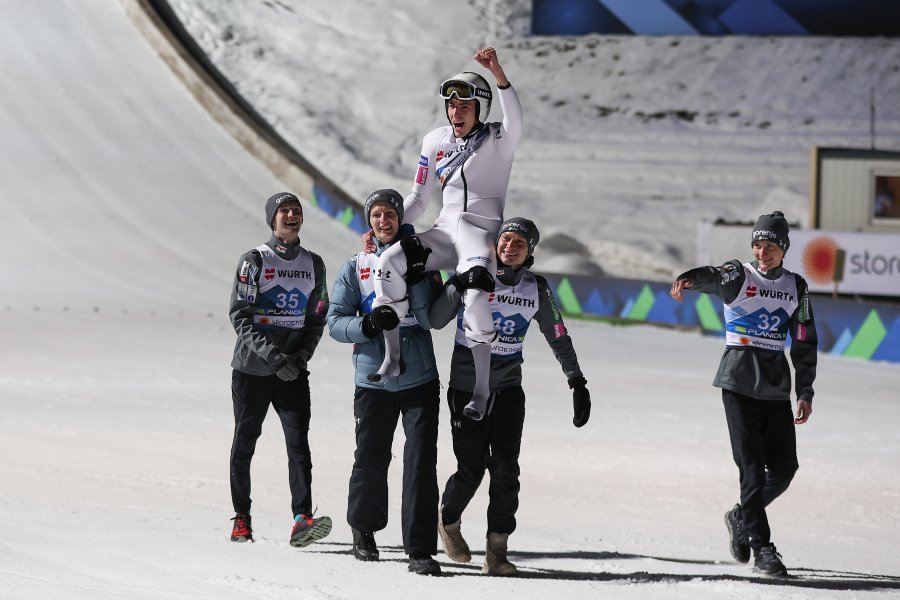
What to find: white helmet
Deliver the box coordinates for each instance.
[439,71,492,123]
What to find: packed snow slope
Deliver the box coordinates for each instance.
[1,2,899,600]
[0,0,358,316]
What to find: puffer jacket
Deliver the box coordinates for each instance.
[327,229,441,391]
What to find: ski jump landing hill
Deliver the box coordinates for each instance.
[0,0,358,321]
[126,0,900,364]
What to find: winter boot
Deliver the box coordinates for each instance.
[483,532,517,576]
[724,503,751,563]
[290,513,332,547]
[351,527,379,561]
[230,512,253,542]
[753,544,788,576]
[438,513,471,562]
[408,555,442,576]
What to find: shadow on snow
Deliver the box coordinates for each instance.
[306,544,900,591]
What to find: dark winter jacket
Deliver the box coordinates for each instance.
[429,260,583,392]
[229,234,329,376]
[677,259,817,402]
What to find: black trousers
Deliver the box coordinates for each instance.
[230,369,313,518]
[440,385,526,536]
[722,389,799,551]
[347,379,440,556]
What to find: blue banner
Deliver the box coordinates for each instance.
[533,0,900,36]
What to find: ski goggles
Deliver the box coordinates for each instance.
[439,79,480,101]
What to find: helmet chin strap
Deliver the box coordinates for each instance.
[464,121,484,139]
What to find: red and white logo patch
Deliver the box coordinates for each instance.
[264,268,276,281]
[746,286,757,298]
[360,267,371,281]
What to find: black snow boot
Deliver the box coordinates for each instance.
[408,555,442,576]
[351,528,379,561]
[724,503,751,563]
[753,544,788,576]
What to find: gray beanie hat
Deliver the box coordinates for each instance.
[751,211,790,252]
[364,189,404,224]
[265,192,303,228]
[498,217,540,255]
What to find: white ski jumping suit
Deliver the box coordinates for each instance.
[372,84,523,416]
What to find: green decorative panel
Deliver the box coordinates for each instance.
[556,277,582,315]
[844,310,887,359]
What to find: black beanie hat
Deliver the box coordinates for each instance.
[751,211,790,252]
[265,192,303,228]
[364,189,404,224]
[498,217,540,255]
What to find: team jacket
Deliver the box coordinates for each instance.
[403,85,523,225]
[229,234,329,376]
[677,259,817,402]
[327,230,441,391]
[429,262,584,392]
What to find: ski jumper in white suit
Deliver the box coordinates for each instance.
[373,84,523,418]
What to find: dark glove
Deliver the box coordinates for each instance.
[450,265,495,292]
[362,305,400,338]
[569,376,591,428]
[400,235,432,285]
[268,352,301,382]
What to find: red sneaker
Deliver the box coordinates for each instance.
[230,512,253,542]
[290,513,332,547]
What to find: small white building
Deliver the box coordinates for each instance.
[812,147,900,231]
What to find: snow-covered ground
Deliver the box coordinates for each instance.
[1,2,899,599]
[5,308,900,600]
[169,0,900,280]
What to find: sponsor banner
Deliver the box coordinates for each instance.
[783,231,900,297]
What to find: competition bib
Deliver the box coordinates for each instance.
[455,271,539,358]
[253,244,315,330]
[723,263,799,352]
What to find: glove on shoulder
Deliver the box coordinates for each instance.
[400,235,432,285]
